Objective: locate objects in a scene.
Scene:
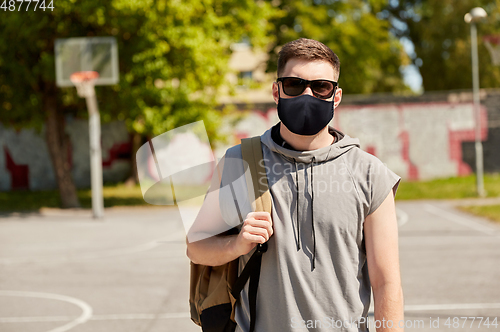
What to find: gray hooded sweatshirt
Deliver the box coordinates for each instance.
[217,126,400,332]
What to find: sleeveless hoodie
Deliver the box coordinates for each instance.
[218,125,400,332]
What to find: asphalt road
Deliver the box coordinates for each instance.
[0,201,499,332]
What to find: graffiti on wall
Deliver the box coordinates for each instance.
[0,120,131,191]
[219,102,488,181]
[334,103,488,180]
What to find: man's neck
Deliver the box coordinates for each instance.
[279,122,334,151]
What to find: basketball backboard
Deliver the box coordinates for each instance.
[55,37,119,87]
[484,35,500,66]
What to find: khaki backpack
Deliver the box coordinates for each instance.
[189,136,272,332]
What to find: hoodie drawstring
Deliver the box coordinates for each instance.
[293,157,317,271]
[310,156,316,271]
[293,160,301,251]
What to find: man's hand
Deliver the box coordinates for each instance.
[234,211,273,256]
[187,211,273,266]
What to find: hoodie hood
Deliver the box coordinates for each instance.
[261,125,360,164]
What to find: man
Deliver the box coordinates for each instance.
[187,38,404,331]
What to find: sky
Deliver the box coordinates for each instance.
[399,37,424,93]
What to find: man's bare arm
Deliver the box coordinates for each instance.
[187,211,273,266]
[365,190,404,331]
[186,233,240,267]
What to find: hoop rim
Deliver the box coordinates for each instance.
[483,35,500,44]
[70,71,100,83]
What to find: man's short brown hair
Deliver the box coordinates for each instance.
[277,38,340,80]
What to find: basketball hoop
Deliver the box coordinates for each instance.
[70,71,99,98]
[483,35,500,66]
[55,36,118,219]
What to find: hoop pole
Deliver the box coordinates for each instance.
[83,84,104,218]
[470,23,486,197]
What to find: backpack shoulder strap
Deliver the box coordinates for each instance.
[240,136,272,215]
[233,136,271,332]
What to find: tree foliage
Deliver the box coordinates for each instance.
[387,0,500,91]
[0,0,276,137]
[0,0,276,206]
[266,0,411,94]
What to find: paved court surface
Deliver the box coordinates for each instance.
[0,201,499,332]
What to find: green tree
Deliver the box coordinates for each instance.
[0,0,276,208]
[387,0,500,91]
[266,0,411,94]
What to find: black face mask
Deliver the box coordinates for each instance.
[277,89,335,136]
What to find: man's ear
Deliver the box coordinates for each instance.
[272,82,279,105]
[334,87,342,108]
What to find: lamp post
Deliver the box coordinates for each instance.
[464,7,487,197]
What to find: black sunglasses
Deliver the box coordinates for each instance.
[277,77,338,99]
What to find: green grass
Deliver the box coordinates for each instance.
[1,174,500,212]
[396,174,500,200]
[397,174,500,223]
[78,184,149,208]
[0,182,208,212]
[0,189,62,211]
[459,205,500,223]
[0,184,149,212]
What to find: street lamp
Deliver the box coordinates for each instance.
[464,7,487,197]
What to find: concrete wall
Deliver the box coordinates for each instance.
[0,119,131,191]
[225,89,499,181]
[1,89,499,191]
